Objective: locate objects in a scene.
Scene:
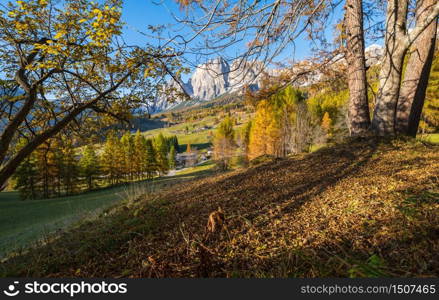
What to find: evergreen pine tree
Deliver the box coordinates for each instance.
[101,131,119,185]
[237,121,252,165]
[169,144,176,170]
[52,138,64,196]
[12,139,38,199]
[121,132,135,180]
[60,137,79,196]
[34,142,52,198]
[248,100,273,159]
[113,134,125,183]
[144,139,158,179]
[155,133,169,175]
[321,112,332,135]
[133,130,146,180]
[248,87,308,159]
[168,135,179,153]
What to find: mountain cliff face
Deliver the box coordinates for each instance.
[152,79,193,112]
[152,45,385,112]
[153,57,264,112]
[365,44,384,67]
[191,57,231,100]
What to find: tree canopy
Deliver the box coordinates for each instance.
[0,0,183,188]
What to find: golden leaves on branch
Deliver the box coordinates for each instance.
[5,0,123,70]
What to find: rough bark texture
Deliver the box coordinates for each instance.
[345,0,370,136]
[396,0,438,136]
[372,0,409,135]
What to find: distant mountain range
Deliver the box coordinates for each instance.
[151,44,385,113]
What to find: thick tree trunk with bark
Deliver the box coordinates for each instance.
[345,0,370,136]
[372,0,439,136]
[396,0,438,136]
[371,0,409,135]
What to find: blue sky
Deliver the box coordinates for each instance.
[0,0,351,78]
[121,0,182,45]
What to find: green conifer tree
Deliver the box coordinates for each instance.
[169,144,176,170]
[133,130,146,180]
[101,131,119,185]
[12,139,38,199]
[155,133,169,175]
[121,132,135,180]
[60,138,79,196]
[145,139,158,179]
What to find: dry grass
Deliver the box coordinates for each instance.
[1,138,438,277]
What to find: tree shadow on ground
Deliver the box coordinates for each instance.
[4,139,437,278]
[128,139,383,277]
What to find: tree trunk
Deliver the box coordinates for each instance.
[371,0,409,135]
[345,0,370,136]
[396,0,438,136]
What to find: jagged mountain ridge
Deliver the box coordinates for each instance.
[152,44,384,112]
[153,57,265,112]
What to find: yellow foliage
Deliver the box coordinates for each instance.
[321,112,332,133]
[248,100,282,160]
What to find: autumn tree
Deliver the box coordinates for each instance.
[12,139,38,199]
[169,144,177,170]
[292,101,315,153]
[177,0,439,137]
[133,130,146,180]
[80,144,99,191]
[101,131,119,185]
[60,137,79,195]
[0,0,183,189]
[340,0,439,136]
[248,86,309,159]
[396,0,438,135]
[155,133,169,175]
[144,139,158,179]
[121,132,135,180]
[213,116,236,170]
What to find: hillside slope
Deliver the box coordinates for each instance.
[1,139,438,277]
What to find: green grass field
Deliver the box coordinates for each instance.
[143,116,216,151]
[0,163,216,258]
[0,188,124,257]
[143,114,251,152]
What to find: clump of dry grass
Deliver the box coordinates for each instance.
[1,138,438,277]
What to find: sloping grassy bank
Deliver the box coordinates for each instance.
[0,163,216,259]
